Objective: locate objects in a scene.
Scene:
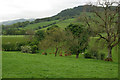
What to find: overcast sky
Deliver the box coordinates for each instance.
[0,0,100,22]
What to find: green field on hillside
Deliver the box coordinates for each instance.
[2,35,27,44]
[24,20,59,29]
[2,51,118,78]
[24,18,77,30]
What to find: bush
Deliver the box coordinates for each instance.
[21,45,38,54]
[84,53,92,58]
[2,42,26,51]
[84,49,105,60]
[16,42,26,51]
[100,53,105,60]
[31,45,38,53]
[91,50,99,59]
[21,46,32,53]
[44,52,47,55]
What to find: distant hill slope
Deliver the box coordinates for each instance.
[54,5,91,18]
[34,5,92,22]
[0,18,35,25]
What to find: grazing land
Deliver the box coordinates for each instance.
[1,3,119,78]
[2,51,118,78]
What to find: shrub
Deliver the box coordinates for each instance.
[100,53,105,60]
[84,53,92,58]
[2,43,16,51]
[21,46,32,53]
[16,42,26,51]
[91,50,99,59]
[84,49,105,60]
[2,42,26,51]
[31,45,38,53]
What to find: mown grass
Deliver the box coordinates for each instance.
[2,51,118,78]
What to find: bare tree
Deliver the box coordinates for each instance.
[83,0,120,61]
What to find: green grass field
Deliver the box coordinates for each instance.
[2,35,27,44]
[24,18,77,30]
[24,20,59,29]
[2,51,118,78]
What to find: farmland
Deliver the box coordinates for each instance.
[2,51,118,78]
[1,2,119,79]
[2,35,27,44]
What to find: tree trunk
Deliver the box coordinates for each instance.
[76,53,79,58]
[107,46,112,58]
[55,48,58,57]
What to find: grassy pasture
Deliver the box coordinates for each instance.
[2,35,27,44]
[2,35,28,51]
[2,51,118,78]
[24,18,77,30]
[24,20,59,29]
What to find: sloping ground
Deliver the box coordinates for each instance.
[24,18,76,30]
[24,20,59,29]
[2,51,118,78]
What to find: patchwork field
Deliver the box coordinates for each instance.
[2,51,118,78]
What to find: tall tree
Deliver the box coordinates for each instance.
[83,0,120,61]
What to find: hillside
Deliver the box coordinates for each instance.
[1,5,117,35]
[0,18,35,25]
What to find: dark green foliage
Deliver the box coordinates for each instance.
[89,50,99,59]
[21,46,32,53]
[44,52,47,55]
[31,45,38,53]
[2,42,26,51]
[47,25,58,30]
[35,30,45,41]
[84,53,92,58]
[66,24,89,55]
[100,53,105,60]
[2,21,30,35]
[27,40,39,46]
[2,43,15,51]
[15,42,26,51]
[84,49,105,60]
[21,45,38,54]
[2,28,26,35]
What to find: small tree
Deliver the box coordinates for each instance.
[65,24,89,58]
[39,27,67,56]
[35,30,45,41]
